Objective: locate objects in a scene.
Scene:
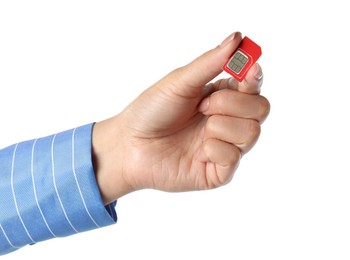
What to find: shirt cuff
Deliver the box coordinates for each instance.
[0,123,117,255]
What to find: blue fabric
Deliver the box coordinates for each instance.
[0,123,117,255]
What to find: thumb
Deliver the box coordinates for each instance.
[166,32,242,94]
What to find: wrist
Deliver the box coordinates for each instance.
[92,116,134,204]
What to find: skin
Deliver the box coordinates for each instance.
[91,32,270,205]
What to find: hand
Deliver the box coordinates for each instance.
[92,32,270,204]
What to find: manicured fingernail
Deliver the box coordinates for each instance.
[201,83,213,96]
[198,97,209,112]
[228,77,236,87]
[254,63,263,81]
[220,31,241,47]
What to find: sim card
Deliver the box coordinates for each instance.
[223,36,262,82]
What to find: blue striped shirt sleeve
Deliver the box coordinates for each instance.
[0,123,117,256]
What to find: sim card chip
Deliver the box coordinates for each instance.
[227,51,248,74]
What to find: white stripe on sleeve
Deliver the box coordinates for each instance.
[51,134,79,234]
[10,143,36,244]
[31,138,57,238]
[0,224,20,249]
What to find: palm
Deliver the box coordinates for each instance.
[119,83,218,192]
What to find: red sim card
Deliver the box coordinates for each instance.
[223,36,262,82]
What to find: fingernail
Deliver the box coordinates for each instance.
[198,97,209,112]
[228,77,236,87]
[254,63,263,81]
[220,31,241,47]
[201,83,213,96]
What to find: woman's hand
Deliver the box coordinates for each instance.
[92,32,270,204]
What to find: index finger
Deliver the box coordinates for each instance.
[228,63,264,95]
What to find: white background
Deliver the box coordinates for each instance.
[1,0,349,259]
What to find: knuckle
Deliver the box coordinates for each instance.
[258,96,271,121]
[168,67,184,80]
[247,119,261,142]
[227,147,241,166]
[218,148,241,186]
